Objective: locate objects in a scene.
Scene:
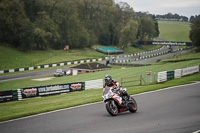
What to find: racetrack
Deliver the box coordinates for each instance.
[1,82,200,133]
[0,47,189,82]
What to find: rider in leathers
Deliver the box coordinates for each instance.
[104,75,130,107]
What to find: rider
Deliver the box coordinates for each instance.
[104,75,129,102]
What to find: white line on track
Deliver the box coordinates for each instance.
[193,130,200,133]
[1,82,199,124]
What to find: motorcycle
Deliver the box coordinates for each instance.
[102,86,137,116]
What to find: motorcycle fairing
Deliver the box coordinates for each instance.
[111,94,122,105]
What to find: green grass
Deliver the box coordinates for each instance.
[158,21,191,42]
[0,89,103,122]
[124,45,162,54]
[0,45,162,70]
[161,51,200,62]
[0,46,105,70]
[0,54,199,91]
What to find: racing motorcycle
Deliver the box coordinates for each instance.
[102,86,137,116]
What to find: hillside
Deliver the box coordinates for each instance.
[158,21,191,42]
[0,21,192,71]
[0,45,161,70]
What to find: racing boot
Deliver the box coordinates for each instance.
[122,99,126,108]
[122,96,130,109]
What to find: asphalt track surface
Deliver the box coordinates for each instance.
[1,82,200,133]
[0,69,56,82]
[0,68,69,82]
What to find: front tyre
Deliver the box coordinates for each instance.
[128,97,137,113]
[106,100,118,116]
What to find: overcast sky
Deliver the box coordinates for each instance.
[115,0,200,18]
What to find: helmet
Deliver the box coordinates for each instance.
[105,75,112,85]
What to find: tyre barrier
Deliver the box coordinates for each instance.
[157,65,200,83]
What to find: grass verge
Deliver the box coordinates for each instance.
[0,56,200,91]
[0,45,162,70]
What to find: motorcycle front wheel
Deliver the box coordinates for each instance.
[106,100,118,116]
[128,97,137,113]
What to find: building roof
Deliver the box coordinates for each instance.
[70,63,112,70]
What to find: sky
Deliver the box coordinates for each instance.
[115,0,200,18]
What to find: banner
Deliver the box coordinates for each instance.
[70,83,82,91]
[138,41,193,46]
[38,84,70,96]
[21,88,38,98]
[182,66,199,76]
[20,82,85,98]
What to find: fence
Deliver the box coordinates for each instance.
[121,75,141,87]
[121,72,156,87]
[141,71,156,85]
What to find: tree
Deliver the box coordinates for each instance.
[152,15,159,37]
[0,0,27,47]
[34,11,60,49]
[190,16,195,22]
[119,20,138,49]
[189,18,200,50]
[0,0,144,50]
[33,27,52,49]
[137,13,156,41]
[19,19,34,50]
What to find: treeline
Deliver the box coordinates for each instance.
[190,15,200,22]
[0,0,159,50]
[189,17,200,51]
[156,13,189,22]
[156,12,200,22]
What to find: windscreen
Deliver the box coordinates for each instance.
[103,86,111,96]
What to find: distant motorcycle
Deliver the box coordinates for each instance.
[102,86,137,116]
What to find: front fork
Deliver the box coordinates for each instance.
[106,99,117,108]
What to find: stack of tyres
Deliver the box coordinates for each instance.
[12,90,18,101]
[81,82,85,90]
[167,71,175,80]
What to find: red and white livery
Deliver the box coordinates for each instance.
[102,86,137,116]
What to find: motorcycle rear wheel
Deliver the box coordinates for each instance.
[128,97,137,113]
[106,100,118,116]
